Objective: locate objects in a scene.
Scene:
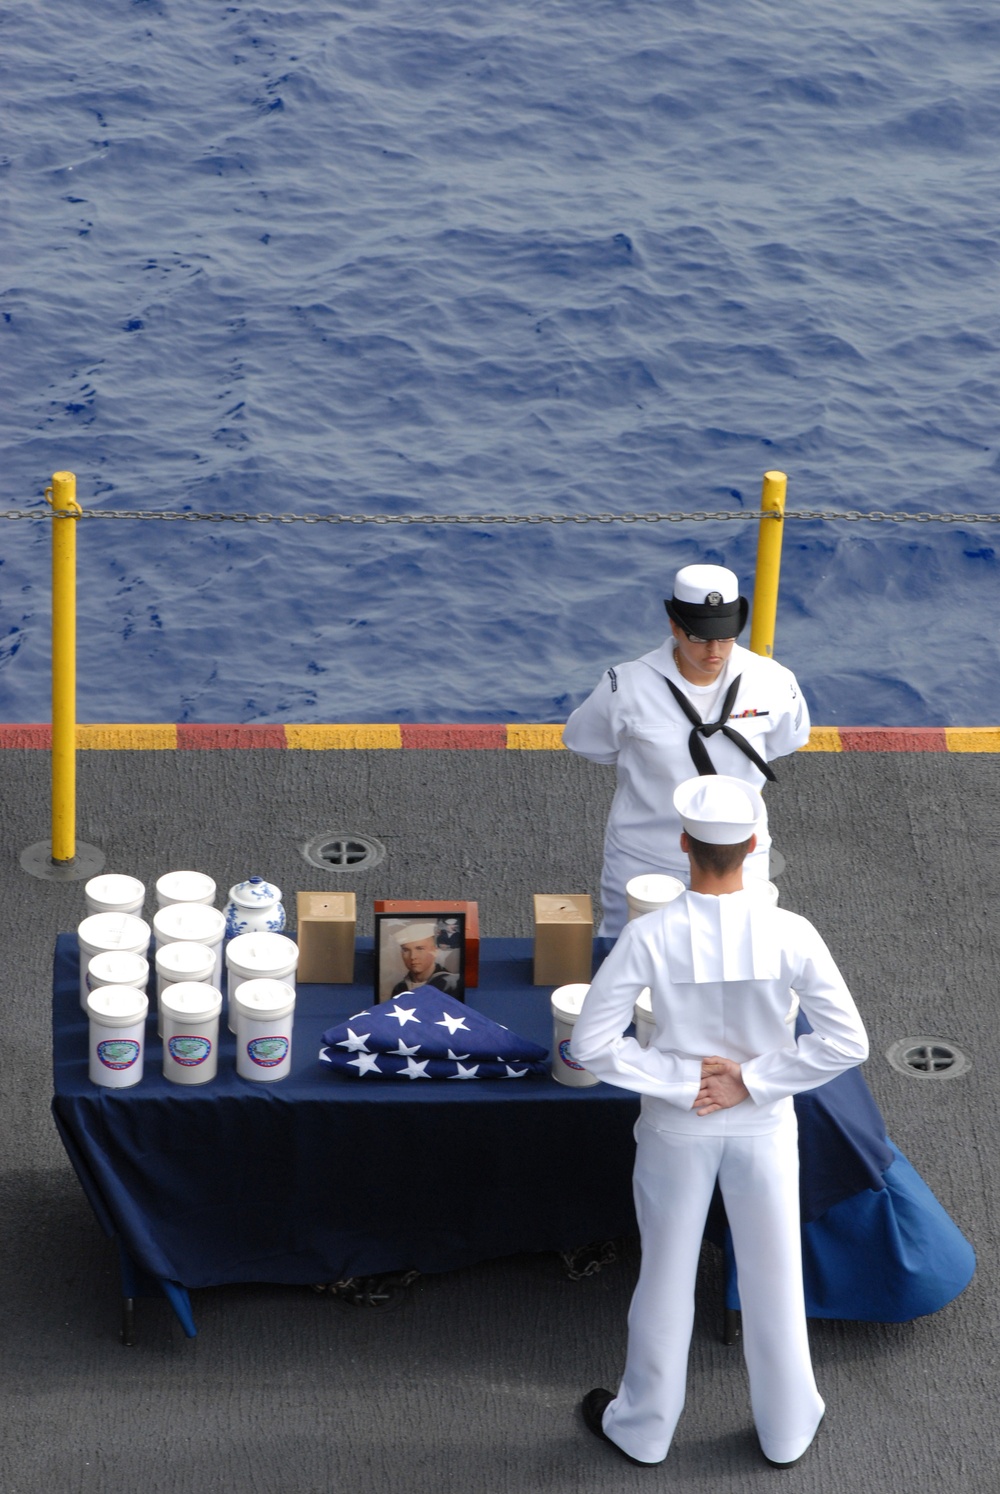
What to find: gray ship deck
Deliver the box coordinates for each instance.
[1,744,994,1493]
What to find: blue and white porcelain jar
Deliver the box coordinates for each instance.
[224,877,286,937]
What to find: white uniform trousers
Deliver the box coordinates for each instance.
[598,839,770,938]
[602,1110,824,1465]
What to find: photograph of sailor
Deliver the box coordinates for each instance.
[436,916,463,950]
[562,562,810,937]
[376,917,465,1003]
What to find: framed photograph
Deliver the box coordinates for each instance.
[374,912,467,1005]
[373,899,479,985]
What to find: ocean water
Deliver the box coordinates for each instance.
[2,0,999,725]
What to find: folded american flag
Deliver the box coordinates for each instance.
[320,986,549,1079]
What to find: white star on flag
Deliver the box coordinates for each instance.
[348,1052,382,1075]
[349,1009,372,1020]
[436,1010,470,1036]
[320,987,549,1080]
[336,1028,371,1052]
[388,1004,420,1027]
[397,1056,431,1079]
[391,1038,422,1057]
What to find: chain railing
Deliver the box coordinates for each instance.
[1,506,998,524]
[14,465,999,880]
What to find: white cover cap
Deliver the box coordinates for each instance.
[233,978,296,1019]
[156,940,217,979]
[673,774,763,844]
[672,563,739,604]
[155,870,217,904]
[86,985,149,1024]
[550,982,591,1018]
[78,911,152,953]
[226,932,298,974]
[85,873,145,907]
[394,922,437,944]
[88,950,150,986]
[159,981,222,1022]
[153,903,226,944]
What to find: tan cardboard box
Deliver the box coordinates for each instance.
[533,894,593,986]
[295,892,357,983]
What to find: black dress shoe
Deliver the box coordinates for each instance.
[580,1389,660,1467]
[760,1414,824,1468]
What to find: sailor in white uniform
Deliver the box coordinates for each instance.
[562,564,810,936]
[571,776,868,1469]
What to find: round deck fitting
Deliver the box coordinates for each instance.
[300,832,386,873]
[886,1036,970,1080]
[20,840,105,881]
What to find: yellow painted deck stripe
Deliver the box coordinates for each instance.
[77,724,178,750]
[506,723,566,750]
[944,728,1000,753]
[800,727,843,752]
[285,724,403,749]
[7,722,1000,751]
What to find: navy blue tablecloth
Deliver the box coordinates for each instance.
[52,935,642,1293]
[52,934,974,1331]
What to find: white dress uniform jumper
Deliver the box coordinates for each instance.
[562,564,810,937]
[570,885,868,1465]
[563,640,809,934]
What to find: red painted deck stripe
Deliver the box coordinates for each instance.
[0,724,51,748]
[839,728,948,752]
[177,724,288,750]
[400,724,507,749]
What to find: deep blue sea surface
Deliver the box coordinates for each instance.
[3,0,1000,725]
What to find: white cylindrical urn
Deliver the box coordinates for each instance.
[625,874,685,922]
[87,985,148,1089]
[633,986,655,1049]
[153,903,227,992]
[233,978,296,1083]
[550,982,599,1088]
[225,932,298,1033]
[160,982,223,1086]
[77,912,151,1010]
[85,950,150,1013]
[154,940,218,1036]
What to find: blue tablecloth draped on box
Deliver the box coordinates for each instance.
[51,934,974,1336]
[711,1016,975,1320]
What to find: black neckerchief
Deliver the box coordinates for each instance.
[664,673,777,782]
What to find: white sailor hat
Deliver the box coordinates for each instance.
[673,775,763,844]
[665,563,748,639]
[393,922,438,945]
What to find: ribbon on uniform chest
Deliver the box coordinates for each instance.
[664,675,777,783]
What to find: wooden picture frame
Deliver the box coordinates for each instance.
[374,912,467,1005]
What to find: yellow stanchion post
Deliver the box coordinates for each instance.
[47,472,81,863]
[749,470,787,658]
[20,472,104,880]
